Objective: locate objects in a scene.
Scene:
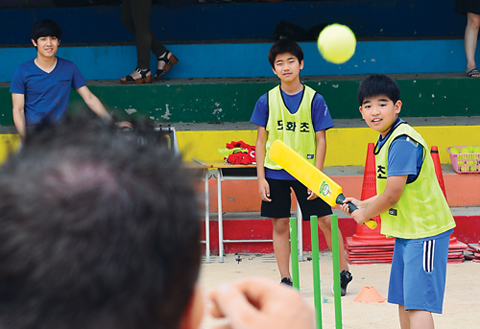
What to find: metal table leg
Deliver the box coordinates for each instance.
[204,168,211,263]
[217,169,224,263]
[296,201,304,262]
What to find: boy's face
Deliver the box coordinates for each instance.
[272,52,304,83]
[359,95,402,138]
[31,36,60,59]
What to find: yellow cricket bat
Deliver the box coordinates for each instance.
[269,139,377,230]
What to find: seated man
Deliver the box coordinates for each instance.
[0,114,315,329]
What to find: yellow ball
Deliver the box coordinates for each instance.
[317,24,356,64]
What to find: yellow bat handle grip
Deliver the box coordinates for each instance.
[364,219,377,230]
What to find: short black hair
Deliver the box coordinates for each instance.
[268,39,304,69]
[0,115,201,329]
[357,74,400,105]
[30,18,62,41]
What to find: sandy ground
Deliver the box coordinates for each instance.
[198,252,478,329]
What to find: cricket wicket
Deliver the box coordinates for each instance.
[289,214,343,329]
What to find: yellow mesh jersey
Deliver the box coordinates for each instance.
[265,85,317,170]
[375,123,455,239]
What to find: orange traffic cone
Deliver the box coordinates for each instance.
[345,143,394,265]
[353,286,385,303]
[356,143,382,238]
[430,146,447,199]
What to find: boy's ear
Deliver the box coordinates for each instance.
[359,106,365,119]
[299,59,304,70]
[31,39,37,47]
[178,284,204,329]
[394,100,402,114]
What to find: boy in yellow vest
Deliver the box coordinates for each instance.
[250,39,352,295]
[341,74,456,329]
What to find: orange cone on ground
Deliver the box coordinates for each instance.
[430,146,467,263]
[353,286,385,303]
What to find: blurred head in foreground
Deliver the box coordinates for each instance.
[0,115,202,329]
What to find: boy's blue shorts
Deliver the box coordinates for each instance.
[388,229,453,314]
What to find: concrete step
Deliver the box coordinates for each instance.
[174,115,480,131]
[178,120,480,166]
[1,117,479,166]
[3,73,480,124]
[1,38,473,82]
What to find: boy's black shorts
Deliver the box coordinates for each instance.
[261,178,332,220]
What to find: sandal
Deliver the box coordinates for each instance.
[467,68,480,78]
[121,68,152,84]
[154,51,178,80]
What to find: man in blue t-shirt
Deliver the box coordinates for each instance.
[10,19,130,145]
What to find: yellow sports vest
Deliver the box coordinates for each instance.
[375,123,455,239]
[264,85,317,170]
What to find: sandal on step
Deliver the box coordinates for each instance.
[467,68,480,78]
[154,51,178,80]
[121,68,152,84]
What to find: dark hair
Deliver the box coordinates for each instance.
[268,39,304,69]
[0,115,201,329]
[30,18,62,41]
[357,74,400,105]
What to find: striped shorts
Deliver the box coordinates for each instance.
[387,230,452,314]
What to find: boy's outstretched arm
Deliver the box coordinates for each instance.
[255,126,271,202]
[76,86,132,128]
[209,277,315,329]
[12,93,27,144]
[340,175,407,224]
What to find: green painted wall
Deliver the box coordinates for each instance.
[1,76,479,126]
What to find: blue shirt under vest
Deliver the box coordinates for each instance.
[377,118,424,183]
[10,57,87,126]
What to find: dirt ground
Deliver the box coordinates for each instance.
[198,252,478,329]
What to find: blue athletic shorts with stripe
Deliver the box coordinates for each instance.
[388,229,453,314]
